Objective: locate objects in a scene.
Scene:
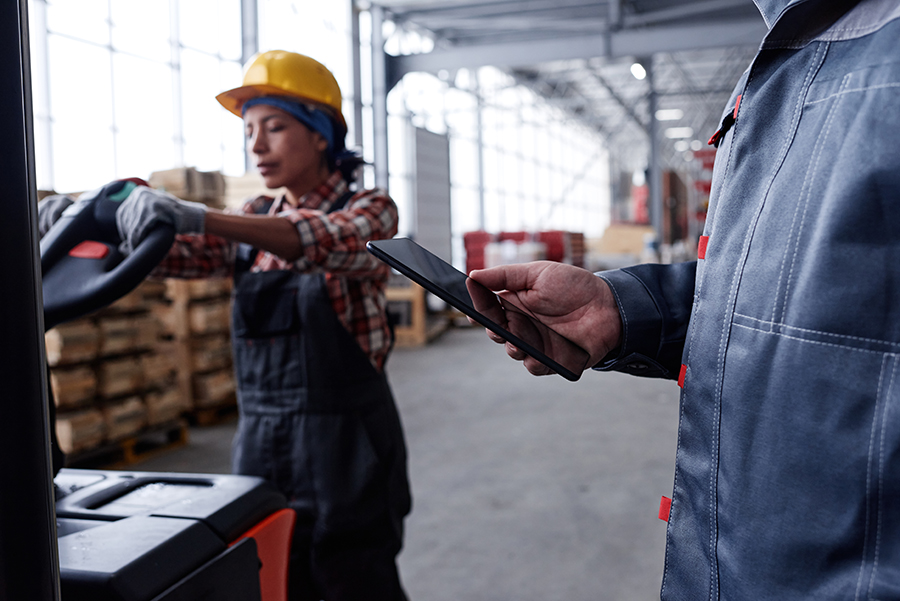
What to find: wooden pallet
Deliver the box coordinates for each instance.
[66,419,189,469]
[385,282,450,347]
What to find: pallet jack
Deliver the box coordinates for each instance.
[40,182,297,601]
[0,5,296,596]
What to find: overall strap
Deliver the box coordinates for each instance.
[328,188,355,213]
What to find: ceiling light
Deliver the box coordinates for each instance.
[630,63,646,80]
[665,127,694,139]
[655,109,683,121]
[690,139,703,151]
[673,140,690,152]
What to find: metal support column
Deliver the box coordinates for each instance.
[474,70,487,231]
[646,58,663,254]
[370,4,389,189]
[240,0,258,65]
[169,0,185,167]
[240,0,259,172]
[351,0,364,152]
[608,152,620,221]
[0,1,61,599]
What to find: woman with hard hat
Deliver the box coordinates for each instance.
[114,50,411,601]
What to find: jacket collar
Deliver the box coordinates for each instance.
[752,0,798,29]
[759,0,893,48]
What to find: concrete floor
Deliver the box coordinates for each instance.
[136,325,681,601]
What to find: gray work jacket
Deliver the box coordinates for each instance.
[597,1,900,598]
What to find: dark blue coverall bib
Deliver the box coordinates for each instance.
[229,199,411,601]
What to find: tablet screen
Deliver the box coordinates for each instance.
[367,238,590,381]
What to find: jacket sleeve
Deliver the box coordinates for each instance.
[594,261,696,380]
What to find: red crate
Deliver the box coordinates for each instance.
[464,230,494,247]
[498,231,529,243]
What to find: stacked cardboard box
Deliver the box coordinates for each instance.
[223,172,285,209]
[151,279,237,416]
[48,281,189,456]
[149,167,227,209]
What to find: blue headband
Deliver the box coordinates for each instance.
[243,96,337,154]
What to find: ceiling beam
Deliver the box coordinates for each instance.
[403,15,607,34]
[585,67,649,135]
[623,0,753,28]
[388,0,605,22]
[387,17,765,88]
[509,72,612,138]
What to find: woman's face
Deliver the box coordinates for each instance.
[243,103,329,203]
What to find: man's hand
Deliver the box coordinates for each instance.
[468,261,622,376]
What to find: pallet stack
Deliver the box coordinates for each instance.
[146,168,239,422]
[151,279,237,423]
[148,167,227,209]
[47,281,189,461]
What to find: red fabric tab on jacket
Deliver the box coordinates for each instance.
[733,94,742,119]
[678,364,687,388]
[659,496,672,522]
[697,235,709,259]
[707,129,723,147]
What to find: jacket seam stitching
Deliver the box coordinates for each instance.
[806,82,900,106]
[769,127,815,321]
[779,70,849,323]
[733,312,900,349]
[705,41,827,601]
[767,42,832,323]
[855,354,889,600]
[695,63,756,601]
[867,355,896,599]
[732,323,892,356]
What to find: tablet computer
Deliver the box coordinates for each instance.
[367,237,590,381]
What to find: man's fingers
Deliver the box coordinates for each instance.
[523,356,553,376]
[469,264,536,293]
[486,328,505,345]
[506,342,527,361]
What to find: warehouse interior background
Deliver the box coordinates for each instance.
[29,1,767,599]
[29,0,764,268]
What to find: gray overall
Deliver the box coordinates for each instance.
[230,198,411,601]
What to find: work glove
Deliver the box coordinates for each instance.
[37,194,75,238]
[115,186,208,255]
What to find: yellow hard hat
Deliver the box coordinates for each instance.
[216,50,346,132]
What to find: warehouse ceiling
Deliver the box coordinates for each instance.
[374,0,766,171]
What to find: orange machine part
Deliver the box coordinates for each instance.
[231,508,297,601]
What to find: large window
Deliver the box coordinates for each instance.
[29,0,243,193]
[388,68,609,244]
[28,0,610,264]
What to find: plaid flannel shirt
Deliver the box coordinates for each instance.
[153,171,399,370]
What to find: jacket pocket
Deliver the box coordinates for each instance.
[716,321,900,600]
